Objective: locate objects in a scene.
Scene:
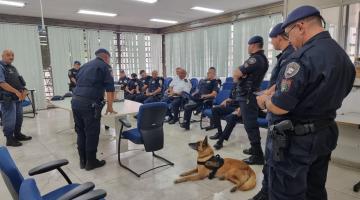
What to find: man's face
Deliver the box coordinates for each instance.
[207,69,216,79]
[285,22,304,50]
[74,64,81,69]
[233,68,241,82]
[247,44,253,54]
[179,70,186,79]
[140,72,146,78]
[176,68,181,76]
[120,72,126,78]
[271,37,281,51]
[2,51,14,65]
[152,71,158,78]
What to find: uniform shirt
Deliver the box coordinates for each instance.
[68,68,79,87]
[196,79,219,95]
[268,45,295,88]
[170,77,192,94]
[127,78,143,91]
[238,50,269,96]
[148,77,163,93]
[73,57,115,103]
[118,77,130,90]
[140,76,151,87]
[270,31,355,124]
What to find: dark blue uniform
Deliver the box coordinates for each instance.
[237,50,268,156]
[268,45,295,88]
[267,31,355,200]
[71,57,115,165]
[140,75,151,92]
[118,76,130,90]
[68,68,79,92]
[182,79,219,129]
[125,78,143,101]
[135,77,163,103]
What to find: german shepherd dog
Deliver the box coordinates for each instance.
[174,136,256,192]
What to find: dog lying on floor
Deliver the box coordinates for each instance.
[174,136,256,192]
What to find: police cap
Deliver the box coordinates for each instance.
[74,61,81,65]
[269,23,285,38]
[248,36,263,45]
[95,48,110,57]
[282,5,321,29]
[131,73,137,78]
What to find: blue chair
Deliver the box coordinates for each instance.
[225,77,233,83]
[118,102,174,177]
[164,77,173,90]
[222,82,234,90]
[200,89,232,129]
[0,146,104,200]
[260,80,270,91]
[190,78,198,93]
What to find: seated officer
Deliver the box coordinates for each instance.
[125,73,142,101]
[117,69,129,90]
[68,61,81,92]
[139,69,151,93]
[162,68,192,124]
[180,67,219,130]
[0,49,32,147]
[135,70,163,103]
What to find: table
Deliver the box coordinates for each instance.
[50,98,142,153]
[333,112,360,169]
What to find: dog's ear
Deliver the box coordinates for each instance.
[202,136,208,148]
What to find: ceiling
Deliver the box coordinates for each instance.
[0,0,279,28]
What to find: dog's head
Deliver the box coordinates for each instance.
[188,136,214,157]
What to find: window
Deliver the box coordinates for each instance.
[344,3,360,62]
[228,25,234,76]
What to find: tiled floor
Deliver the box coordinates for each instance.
[1,108,360,200]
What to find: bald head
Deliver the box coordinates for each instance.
[2,49,14,65]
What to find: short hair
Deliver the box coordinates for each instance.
[304,15,323,27]
[209,67,216,71]
[139,70,146,74]
[255,43,264,49]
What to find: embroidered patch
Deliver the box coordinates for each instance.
[244,63,249,68]
[284,62,300,79]
[280,79,292,92]
[248,57,257,65]
[152,80,155,84]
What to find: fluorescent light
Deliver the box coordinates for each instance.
[0,0,25,7]
[77,9,117,17]
[191,6,224,14]
[150,18,178,24]
[134,0,157,3]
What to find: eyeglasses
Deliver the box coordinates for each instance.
[284,24,297,38]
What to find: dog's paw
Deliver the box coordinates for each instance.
[230,186,238,193]
[179,172,188,177]
[174,179,183,184]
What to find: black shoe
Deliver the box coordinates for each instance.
[168,119,178,124]
[80,160,86,169]
[213,141,223,150]
[249,190,268,200]
[14,133,32,141]
[209,132,221,140]
[85,159,106,171]
[243,155,264,165]
[6,137,22,147]
[243,148,256,155]
[180,123,190,130]
[205,125,216,131]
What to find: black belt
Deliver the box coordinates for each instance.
[292,119,335,136]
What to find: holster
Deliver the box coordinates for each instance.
[269,120,293,162]
[92,101,105,119]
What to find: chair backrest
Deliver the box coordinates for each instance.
[19,179,42,200]
[164,77,173,89]
[260,80,270,91]
[225,77,233,83]
[222,82,234,90]
[190,78,198,93]
[137,102,168,152]
[213,89,232,105]
[0,146,24,200]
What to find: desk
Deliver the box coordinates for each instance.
[333,112,360,168]
[50,98,142,153]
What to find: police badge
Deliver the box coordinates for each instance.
[248,57,257,65]
[284,62,300,79]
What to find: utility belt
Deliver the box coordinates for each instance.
[72,95,105,119]
[269,119,334,162]
[0,90,23,102]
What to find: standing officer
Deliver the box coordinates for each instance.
[125,73,142,101]
[257,6,355,200]
[180,67,218,130]
[237,36,269,165]
[118,69,129,90]
[71,48,117,171]
[0,49,32,147]
[249,23,294,200]
[68,61,81,92]
[135,70,163,103]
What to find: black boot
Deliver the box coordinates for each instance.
[14,133,32,141]
[180,122,190,130]
[168,118,178,124]
[213,140,224,150]
[6,136,22,147]
[85,153,106,171]
[209,132,221,140]
[243,147,256,155]
[78,149,86,169]
[249,190,268,200]
[243,145,264,165]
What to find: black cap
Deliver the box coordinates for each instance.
[74,61,81,65]
[248,36,263,45]
[269,23,285,38]
[282,5,321,29]
[95,48,110,57]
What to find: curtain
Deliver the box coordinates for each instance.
[0,23,46,109]
[48,27,85,96]
[86,30,116,66]
[233,13,283,79]
[150,34,163,75]
[165,24,231,78]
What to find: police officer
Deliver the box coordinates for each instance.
[139,69,151,92]
[237,36,269,165]
[162,68,192,124]
[71,48,117,171]
[249,23,295,200]
[125,73,143,101]
[180,67,219,130]
[68,61,81,92]
[0,49,32,147]
[118,69,129,90]
[257,6,355,200]
[135,70,163,103]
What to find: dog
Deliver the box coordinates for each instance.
[174,136,256,192]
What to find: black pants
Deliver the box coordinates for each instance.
[125,93,139,101]
[239,94,261,147]
[72,108,101,161]
[161,96,183,121]
[183,99,212,127]
[211,106,236,133]
[219,113,241,141]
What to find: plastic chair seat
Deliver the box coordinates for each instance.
[257,118,268,128]
[22,100,32,107]
[42,184,79,200]
[122,129,143,144]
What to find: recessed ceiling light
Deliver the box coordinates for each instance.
[0,0,25,7]
[191,6,224,14]
[77,9,117,17]
[150,18,178,24]
[134,0,157,3]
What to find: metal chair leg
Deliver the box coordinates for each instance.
[354,181,360,192]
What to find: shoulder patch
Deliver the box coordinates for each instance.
[248,57,257,65]
[284,62,300,79]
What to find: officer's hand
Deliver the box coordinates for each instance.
[201,95,207,99]
[105,107,117,115]
[15,91,23,100]
[235,108,241,117]
[257,95,268,110]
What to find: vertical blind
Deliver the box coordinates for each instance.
[0,23,46,109]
